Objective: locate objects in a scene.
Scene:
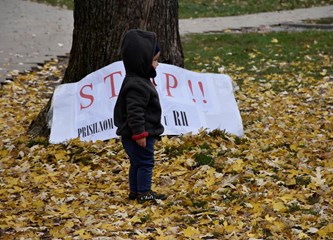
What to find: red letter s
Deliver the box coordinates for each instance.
[80,83,94,110]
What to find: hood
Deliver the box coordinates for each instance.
[120,29,157,79]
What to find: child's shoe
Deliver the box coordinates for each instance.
[137,191,167,203]
[128,192,138,200]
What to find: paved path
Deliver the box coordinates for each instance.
[180,5,333,34]
[0,0,332,82]
[0,0,73,82]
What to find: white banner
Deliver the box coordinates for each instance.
[50,61,243,143]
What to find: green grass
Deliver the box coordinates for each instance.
[31,0,333,18]
[182,31,333,80]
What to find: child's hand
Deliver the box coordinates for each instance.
[136,138,146,148]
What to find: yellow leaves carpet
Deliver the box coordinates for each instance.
[0,52,332,239]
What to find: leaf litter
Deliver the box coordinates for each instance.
[0,36,332,239]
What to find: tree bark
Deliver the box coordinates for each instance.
[28,0,183,138]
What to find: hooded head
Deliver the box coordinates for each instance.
[120,29,158,79]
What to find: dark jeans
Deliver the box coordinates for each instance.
[122,137,155,193]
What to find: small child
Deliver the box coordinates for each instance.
[114,29,166,203]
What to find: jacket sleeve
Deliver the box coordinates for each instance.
[125,85,150,139]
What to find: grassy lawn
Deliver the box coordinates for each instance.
[31,0,333,18]
[182,30,333,79]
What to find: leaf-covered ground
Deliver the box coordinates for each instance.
[0,31,332,239]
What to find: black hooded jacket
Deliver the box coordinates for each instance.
[113,29,164,140]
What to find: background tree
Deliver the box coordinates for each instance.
[28,0,184,137]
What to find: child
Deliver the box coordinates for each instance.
[114,29,166,203]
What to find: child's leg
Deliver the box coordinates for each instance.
[122,138,139,194]
[129,162,138,193]
[122,137,155,194]
[136,137,155,193]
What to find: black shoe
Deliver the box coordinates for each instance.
[128,192,138,200]
[137,191,167,203]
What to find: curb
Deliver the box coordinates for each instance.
[278,22,333,29]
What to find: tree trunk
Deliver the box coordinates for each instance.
[28,0,183,138]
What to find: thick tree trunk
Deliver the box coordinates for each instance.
[28,0,183,138]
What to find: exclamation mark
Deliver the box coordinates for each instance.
[198,81,207,103]
[188,80,196,102]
